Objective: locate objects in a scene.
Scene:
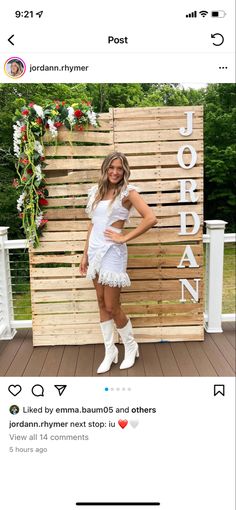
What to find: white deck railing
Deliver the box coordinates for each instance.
[0,222,235,340]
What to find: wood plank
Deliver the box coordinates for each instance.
[201,335,235,376]
[222,329,235,348]
[0,329,26,375]
[23,346,49,376]
[186,342,217,375]
[128,243,202,255]
[113,106,203,117]
[45,145,112,157]
[40,346,65,376]
[210,332,235,370]
[115,140,203,154]
[57,346,79,376]
[171,342,199,376]
[45,153,203,170]
[5,333,34,376]
[156,343,181,376]
[114,129,203,143]
[45,179,201,197]
[140,343,163,376]
[114,118,202,131]
[127,348,145,376]
[45,167,203,185]
[57,130,113,143]
[75,344,94,376]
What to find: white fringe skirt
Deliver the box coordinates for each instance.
[87,225,131,287]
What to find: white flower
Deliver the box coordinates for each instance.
[34,140,44,156]
[35,211,44,228]
[35,164,42,182]
[17,191,26,212]
[47,118,58,138]
[67,106,75,126]
[28,230,36,245]
[87,109,98,127]
[13,123,23,156]
[33,104,44,119]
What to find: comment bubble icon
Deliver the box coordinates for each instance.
[31,384,44,397]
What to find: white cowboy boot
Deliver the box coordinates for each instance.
[117,318,139,370]
[97,319,119,374]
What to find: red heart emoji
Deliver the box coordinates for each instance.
[118,419,128,429]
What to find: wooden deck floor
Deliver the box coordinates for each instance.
[0,322,235,377]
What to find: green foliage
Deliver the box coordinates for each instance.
[0,83,235,239]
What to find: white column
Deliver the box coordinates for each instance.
[0,227,17,340]
[204,220,227,333]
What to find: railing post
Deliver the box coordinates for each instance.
[204,220,227,333]
[0,227,17,340]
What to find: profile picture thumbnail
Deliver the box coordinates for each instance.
[9,405,20,415]
[4,57,26,79]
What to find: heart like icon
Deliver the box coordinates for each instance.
[8,384,22,396]
[130,420,139,428]
[118,419,128,429]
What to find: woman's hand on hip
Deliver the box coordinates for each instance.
[104,229,126,244]
[79,254,88,275]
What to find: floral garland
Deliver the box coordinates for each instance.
[12,100,98,247]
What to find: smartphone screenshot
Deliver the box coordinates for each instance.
[0,1,235,509]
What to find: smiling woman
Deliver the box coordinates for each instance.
[79,151,157,374]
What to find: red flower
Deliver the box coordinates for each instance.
[79,126,84,131]
[22,176,27,182]
[55,104,60,110]
[20,158,29,165]
[87,101,91,106]
[12,178,19,188]
[20,125,26,132]
[39,218,48,227]
[22,135,27,142]
[27,169,33,175]
[29,102,34,107]
[39,198,48,206]
[18,212,24,218]
[74,109,83,118]
[62,101,66,105]
[36,118,42,124]
[45,123,49,129]
[22,109,29,115]
[54,121,63,128]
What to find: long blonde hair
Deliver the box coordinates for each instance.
[92,152,130,209]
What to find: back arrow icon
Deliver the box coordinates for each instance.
[211,33,224,46]
[8,34,15,46]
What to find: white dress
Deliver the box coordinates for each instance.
[85,184,139,287]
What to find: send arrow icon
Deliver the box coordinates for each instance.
[54,385,67,396]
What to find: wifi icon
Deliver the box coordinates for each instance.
[199,10,208,17]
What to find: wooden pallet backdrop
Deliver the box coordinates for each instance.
[29,106,204,345]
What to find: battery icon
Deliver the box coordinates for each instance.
[211,10,226,17]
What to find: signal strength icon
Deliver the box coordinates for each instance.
[186,11,197,18]
[199,10,208,17]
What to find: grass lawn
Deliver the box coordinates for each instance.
[222,244,235,314]
[11,244,235,320]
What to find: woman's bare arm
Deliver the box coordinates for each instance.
[123,190,157,242]
[105,190,157,244]
[83,221,93,255]
[79,221,93,274]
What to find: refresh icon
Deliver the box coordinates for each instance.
[211,33,224,46]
